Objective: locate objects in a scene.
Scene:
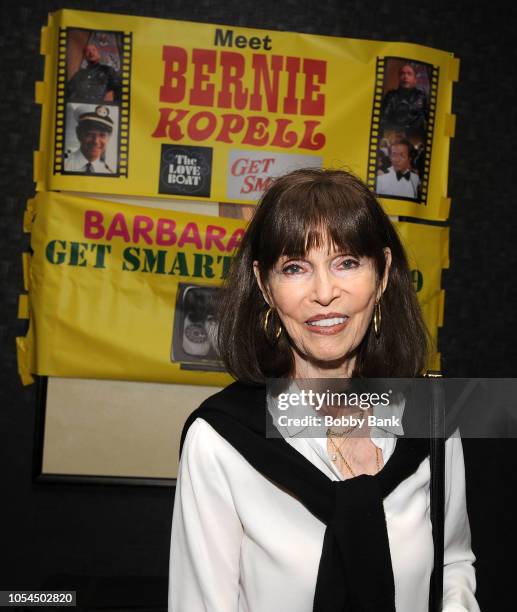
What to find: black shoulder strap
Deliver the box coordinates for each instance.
[429,379,445,612]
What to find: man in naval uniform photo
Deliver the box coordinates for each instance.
[376,139,420,199]
[64,105,115,174]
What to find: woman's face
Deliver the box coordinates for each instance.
[254,246,391,377]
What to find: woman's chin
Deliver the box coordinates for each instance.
[295,352,354,377]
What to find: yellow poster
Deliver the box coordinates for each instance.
[35,9,458,220]
[18,192,447,384]
[20,192,244,386]
[398,222,449,371]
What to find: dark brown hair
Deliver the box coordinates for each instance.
[217,168,430,383]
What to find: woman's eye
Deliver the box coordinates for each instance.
[337,258,360,270]
[282,263,304,274]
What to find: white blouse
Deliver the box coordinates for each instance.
[168,414,480,611]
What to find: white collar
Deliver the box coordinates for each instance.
[267,380,405,439]
[75,149,108,172]
[390,166,414,178]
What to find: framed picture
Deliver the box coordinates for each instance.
[34,376,220,486]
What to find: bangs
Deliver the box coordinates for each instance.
[255,173,385,269]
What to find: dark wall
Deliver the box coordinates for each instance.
[1,2,515,610]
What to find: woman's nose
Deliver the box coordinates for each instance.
[311,268,339,305]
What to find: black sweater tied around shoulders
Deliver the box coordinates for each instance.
[179,381,432,612]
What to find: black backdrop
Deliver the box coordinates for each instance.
[1,2,516,610]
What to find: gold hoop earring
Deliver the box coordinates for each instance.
[264,307,282,339]
[373,301,382,338]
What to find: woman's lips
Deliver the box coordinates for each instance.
[305,314,349,335]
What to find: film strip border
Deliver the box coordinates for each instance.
[421,64,439,202]
[53,27,67,173]
[118,32,132,177]
[52,28,133,177]
[366,57,439,205]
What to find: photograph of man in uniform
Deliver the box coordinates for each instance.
[66,40,122,103]
[376,139,420,199]
[379,62,429,138]
[64,105,116,174]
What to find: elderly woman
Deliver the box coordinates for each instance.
[168,169,479,612]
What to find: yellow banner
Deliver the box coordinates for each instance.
[398,221,449,371]
[22,192,244,385]
[35,9,458,220]
[18,192,447,384]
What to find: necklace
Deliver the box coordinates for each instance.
[325,424,360,464]
[326,423,360,437]
[327,435,382,477]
